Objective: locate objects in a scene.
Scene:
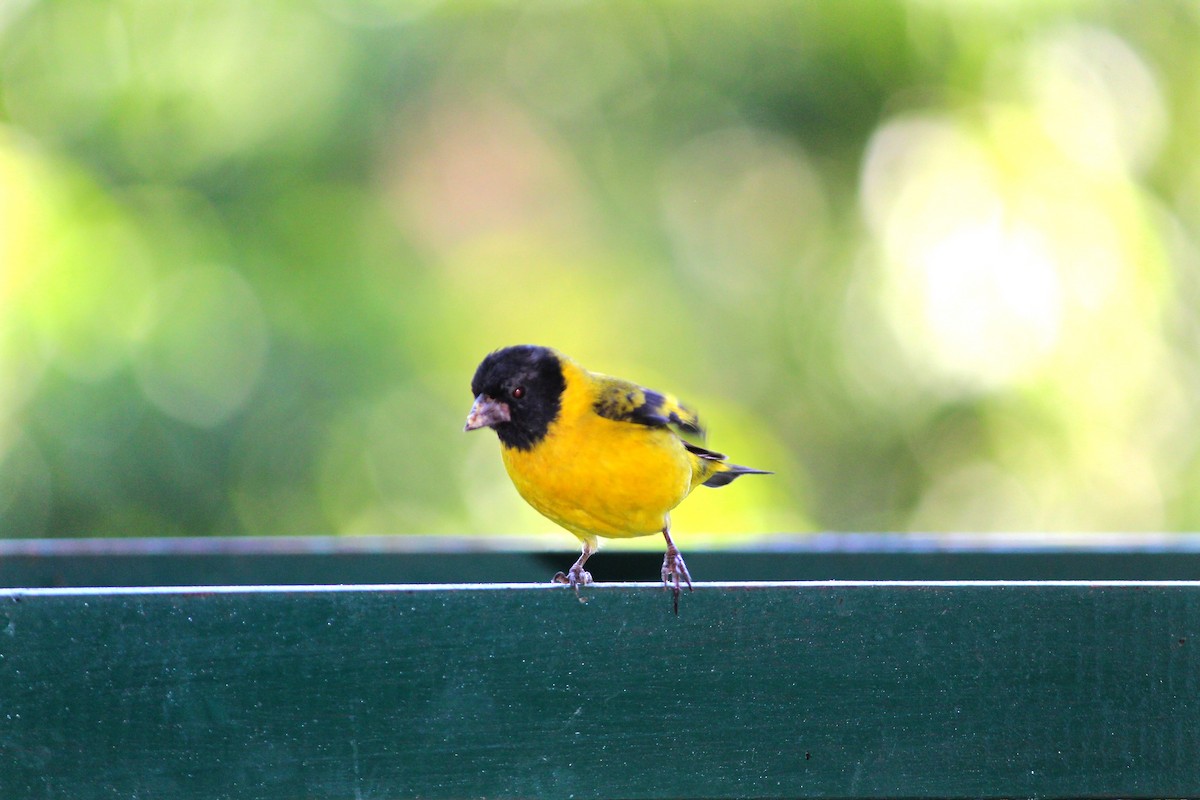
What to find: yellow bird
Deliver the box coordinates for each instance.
[464,344,770,610]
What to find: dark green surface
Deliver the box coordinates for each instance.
[2,582,1198,799]
[6,536,1200,587]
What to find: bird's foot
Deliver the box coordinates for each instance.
[661,546,693,615]
[553,564,593,602]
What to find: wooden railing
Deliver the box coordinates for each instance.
[2,536,1198,799]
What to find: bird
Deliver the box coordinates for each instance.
[463,344,770,612]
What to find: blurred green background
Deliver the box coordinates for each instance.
[2,0,1199,543]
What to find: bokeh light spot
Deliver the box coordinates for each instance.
[660,127,828,304]
[134,265,268,427]
[1017,26,1166,175]
[862,115,1064,389]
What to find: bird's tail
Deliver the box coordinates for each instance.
[701,462,773,487]
[684,441,773,488]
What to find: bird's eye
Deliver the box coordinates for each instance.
[511,386,525,400]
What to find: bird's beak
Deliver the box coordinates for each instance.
[464,394,511,432]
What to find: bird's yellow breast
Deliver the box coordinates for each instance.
[500,360,694,542]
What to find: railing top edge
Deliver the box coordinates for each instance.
[6,579,1200,598]
[4,532,1200,558]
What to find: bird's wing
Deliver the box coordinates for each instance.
[590,375,705,439]
[682,440,725,460]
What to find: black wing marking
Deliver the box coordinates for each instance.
[591,377,704,437]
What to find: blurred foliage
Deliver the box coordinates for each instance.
[2,0,1200,541]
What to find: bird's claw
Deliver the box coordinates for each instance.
[553,565,593,602]
[661,546,693,615]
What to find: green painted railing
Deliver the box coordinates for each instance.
[5,533,1200,587]
[2,537,1199,799]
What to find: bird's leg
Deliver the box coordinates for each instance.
[661,520,693,615]
[553,540,594,601]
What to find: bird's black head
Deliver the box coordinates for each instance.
[466,345,566,451]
